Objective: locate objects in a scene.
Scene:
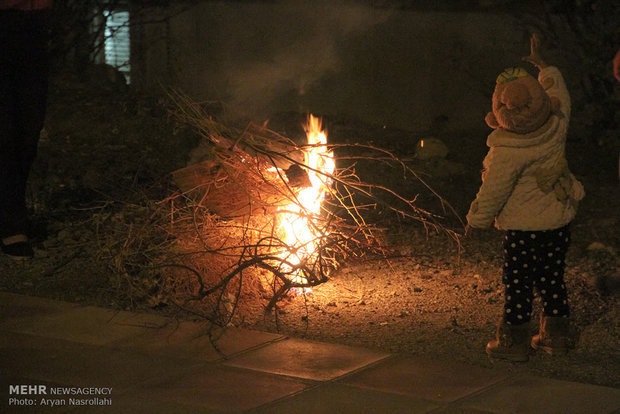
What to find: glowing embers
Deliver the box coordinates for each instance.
[275,115,335,286]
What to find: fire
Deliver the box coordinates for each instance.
[276,115,335,285]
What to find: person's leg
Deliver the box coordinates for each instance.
[536,226,571,318]
[0,11,21,239]
[501,230,537,325]
[0,10,49,245]
[532,225,574,354]
[486,230,537,361]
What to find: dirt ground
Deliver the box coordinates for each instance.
[1,74,618,388]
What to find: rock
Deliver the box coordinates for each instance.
[56,229,73,241]
[34,248,49,259]
[586,242,615,256]
[414,137,448,160]
[589,273,620,295]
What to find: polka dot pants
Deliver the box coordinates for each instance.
[502,225,571,325]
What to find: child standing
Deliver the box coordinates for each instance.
[466,34,584,361]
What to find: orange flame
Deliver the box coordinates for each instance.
[276,115,335,285]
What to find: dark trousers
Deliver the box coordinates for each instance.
[0,10,50,238]
[502,225,571,325]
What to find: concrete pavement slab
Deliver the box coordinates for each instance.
[0,292,79,324]
[456,375,620,414]
[223,337,391,381]
[0,331,201,389]
[2,293,619,414]
[0,305,170,346]
[109,321,284,362]
[130,364,311,412]
[248,382,440,414]
[339,355,509,403]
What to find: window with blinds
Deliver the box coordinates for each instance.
[104,10,130,83]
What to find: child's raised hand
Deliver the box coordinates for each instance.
[522,33,547,70]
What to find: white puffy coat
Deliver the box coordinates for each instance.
[467,66,584,231]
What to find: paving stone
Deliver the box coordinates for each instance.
[0,331,200,390]
[0,292,79,324]
[0,305,170,345]
[459,375,620,414]
[2,294,620,414]
[131,364,310,412]
[339,355,508,403]
[223,337,391,381]
[110,322,284,362]
[248,382,440,414]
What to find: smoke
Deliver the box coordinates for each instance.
[222,0,390,118]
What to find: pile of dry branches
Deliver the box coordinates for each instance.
[104,91,460,328]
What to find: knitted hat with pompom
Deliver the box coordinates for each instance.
[491,67,551,134]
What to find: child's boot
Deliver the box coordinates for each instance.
[531,314,575,355]
[486,318,530,362]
